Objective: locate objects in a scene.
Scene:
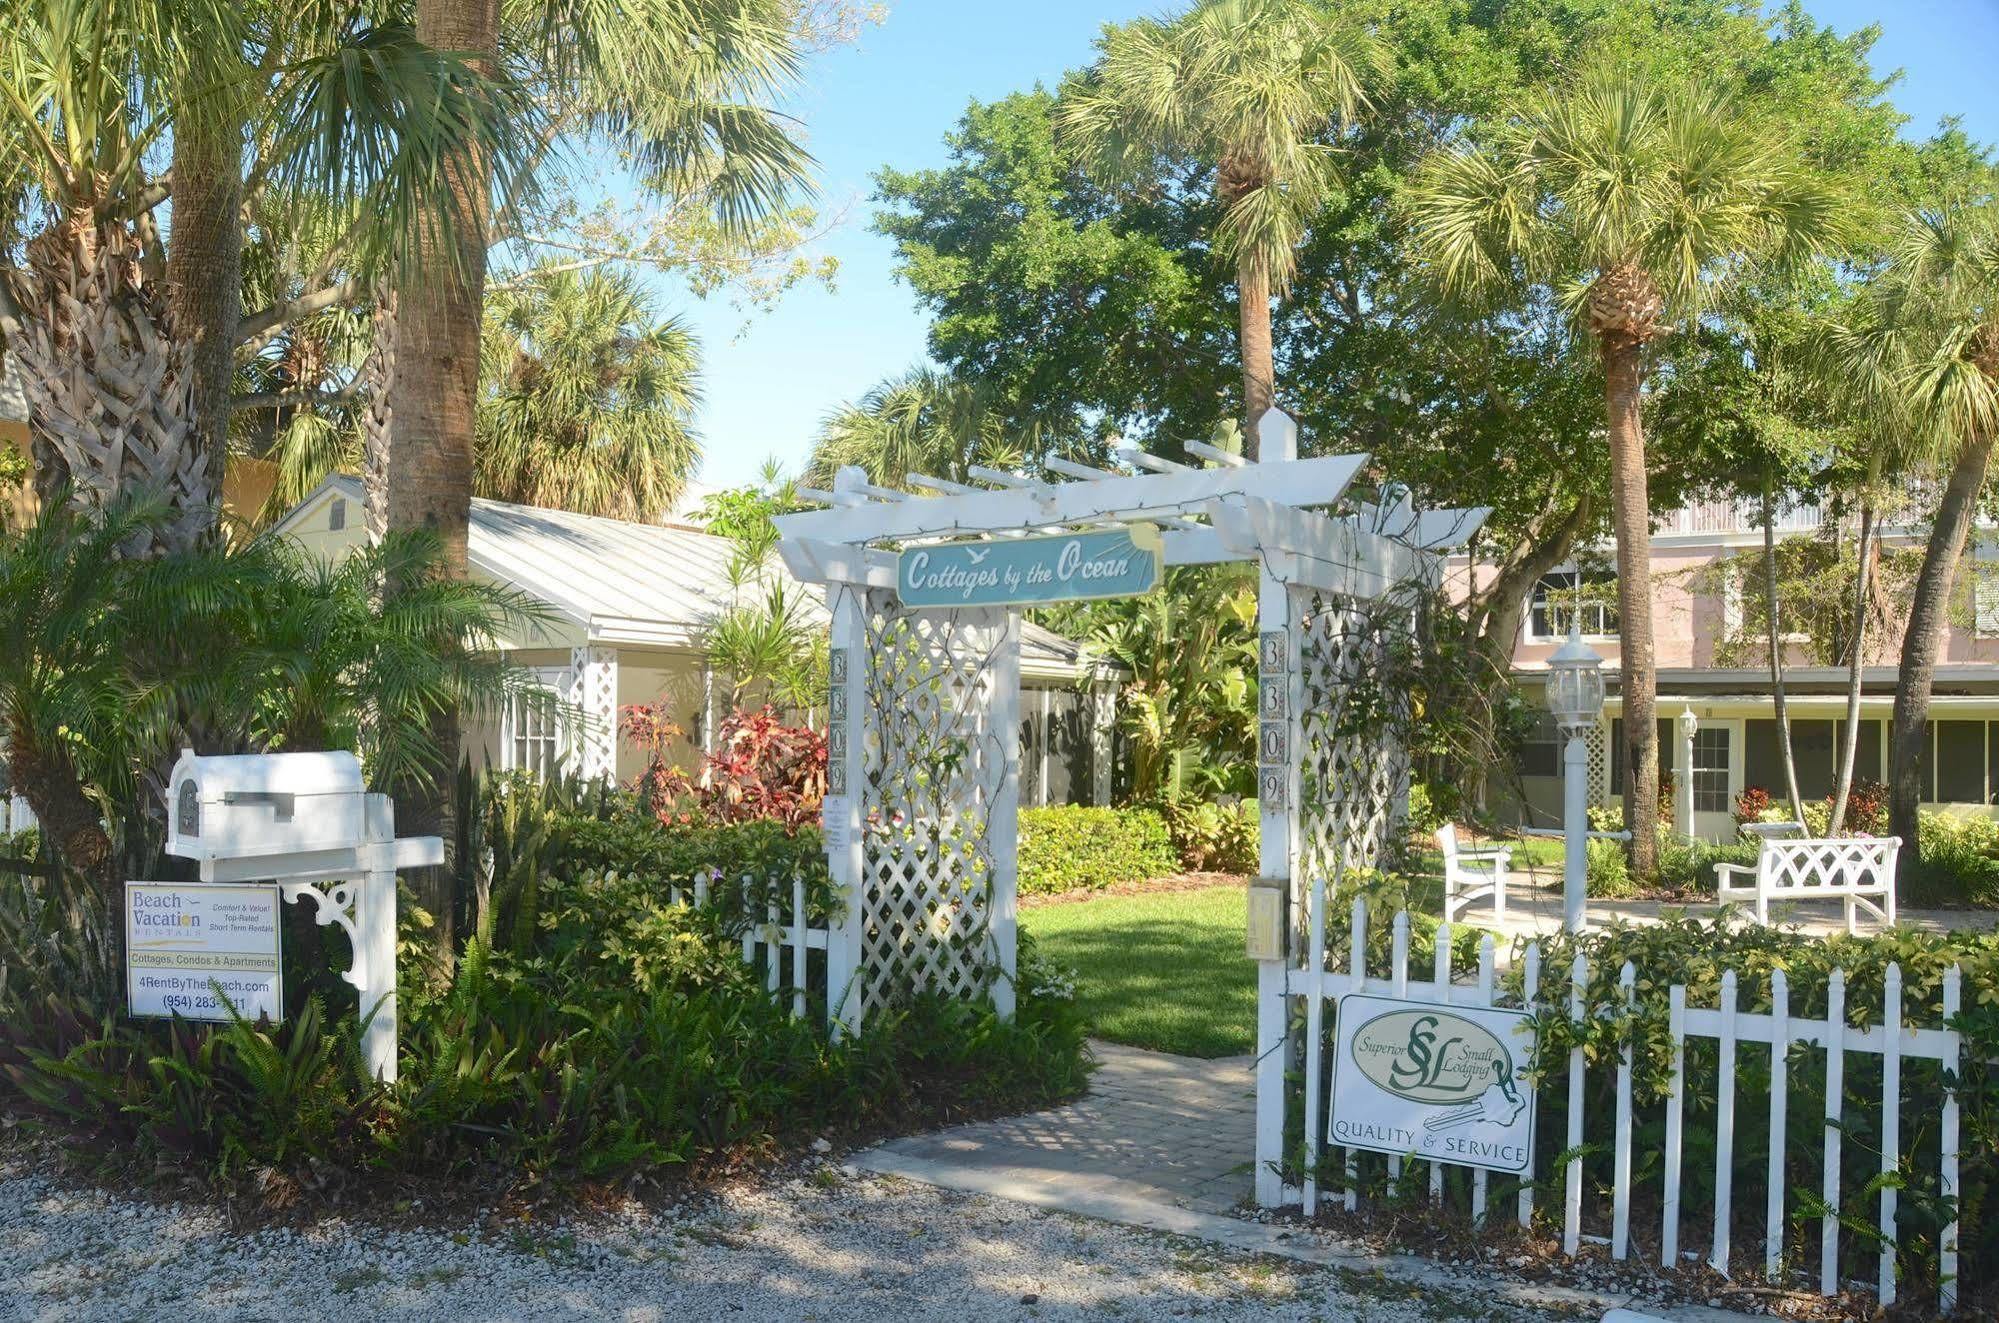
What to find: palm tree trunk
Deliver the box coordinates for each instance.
[14,226,212,554]
[1889,434,1995,860]
[1829,501,1874,834]
[374,0,501,964]
[1237,256,1275,459]
[1761,469,1805,824]
[165,121,244,523]
[1601,335,1659,877]
[5,727,114,903]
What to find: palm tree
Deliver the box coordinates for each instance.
[1825,199,1999,860]
[374,0,813,572]
[477,267,701,520]
[0,0,527,550]
[1410,66,1840,876]
[1058,0,1378,455]
[809,367,1027,488]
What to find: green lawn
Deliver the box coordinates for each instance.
[1021,885,1255,1059]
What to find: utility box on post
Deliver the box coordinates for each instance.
[161,749,440,1083]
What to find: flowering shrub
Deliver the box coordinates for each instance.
[624,704,827,829]
[1733,785,1772,826]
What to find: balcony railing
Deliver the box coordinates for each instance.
[1660,497,1823,538]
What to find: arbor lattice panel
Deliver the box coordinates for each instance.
[1296,591,1411,885]
[857,601,1009,1018]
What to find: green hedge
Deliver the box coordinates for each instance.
[1017,805,1179,895]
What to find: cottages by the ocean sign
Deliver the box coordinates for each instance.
[897,524,1162,608]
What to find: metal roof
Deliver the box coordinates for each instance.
[272,475,1102,678]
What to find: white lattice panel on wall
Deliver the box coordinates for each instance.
[1295,591,1411,885]
[857,600,1010,1019]
[569,645,619,781]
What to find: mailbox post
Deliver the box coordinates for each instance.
[164,750,442,1082]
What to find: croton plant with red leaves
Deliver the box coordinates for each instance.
[622,703,827,830]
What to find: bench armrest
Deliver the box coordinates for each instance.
[1455,848,1512,863]
[1713,863,1756,882]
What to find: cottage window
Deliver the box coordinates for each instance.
[1529,571,1618,640]
[502,668,572,779]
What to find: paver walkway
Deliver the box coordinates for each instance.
[869,1039,1255,1215]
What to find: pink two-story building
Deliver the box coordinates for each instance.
[1453,498,1999,842]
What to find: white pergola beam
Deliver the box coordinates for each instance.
[1117,445,1190,474]
[1406,507,1492,551]
[779,538,900,589]
[1209,493,1420,599]
[774,452,1368,546]
[1184,439,1244,468]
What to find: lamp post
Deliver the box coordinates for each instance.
[1675,705,1699,840]
[1545,624,1606,934]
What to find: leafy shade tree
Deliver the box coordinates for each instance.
[1058,0,1379,455]
[1830,199,1999,862]
[1411,66,1840,875]
[809,367,1039,489]
[477,267,701,520]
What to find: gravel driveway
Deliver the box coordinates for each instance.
[0,1163,1572,1322]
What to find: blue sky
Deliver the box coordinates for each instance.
[668,0,1999,491]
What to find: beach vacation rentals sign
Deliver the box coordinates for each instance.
[125,882,283,1023]
[1328,993,1536,1174]
[897,524,1162,608]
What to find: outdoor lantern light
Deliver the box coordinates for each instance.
[1545,623,1605,935]
[1545,624,1606,732]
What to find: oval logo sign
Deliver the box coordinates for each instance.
[1349,1008,1518,1104]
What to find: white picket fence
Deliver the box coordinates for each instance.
[1260,892,1971,1313]
[672,873,832,1022]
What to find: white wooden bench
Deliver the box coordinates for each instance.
[1436,823,1509,923]
[1713,836,1902,932]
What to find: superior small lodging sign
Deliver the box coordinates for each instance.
[125,882,283,1023]
[1328,993,1537,1174]
[896,524,1162,608]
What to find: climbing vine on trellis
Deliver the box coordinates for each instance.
[1296,587,1424,885]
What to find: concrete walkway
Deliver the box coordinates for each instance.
[857,1039,1757,1323]
[868,1040,1255,1215]
[1484,867,1999,941]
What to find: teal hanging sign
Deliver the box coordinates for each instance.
[897,524,1163,608]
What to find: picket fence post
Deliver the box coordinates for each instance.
[1562,952,1586,1259]
[1611,961,1635,1261]
[1940,965,1962,1315]
[1662,982,1685,1270]
[1821,967,1846,1296]
[1430,920,1453,1207]
[1472,934,1495,1226]
[1713,968,1739,1276]
[1344,897,1366,1214]
[1878,962,1901,1307]
[1302,874,1328,1217]
[1767,967,1789,1283]
[1517,942,1541,1232]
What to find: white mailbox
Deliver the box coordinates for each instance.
[167,749,368,863]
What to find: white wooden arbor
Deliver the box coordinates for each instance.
[774,411,1486,1127]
